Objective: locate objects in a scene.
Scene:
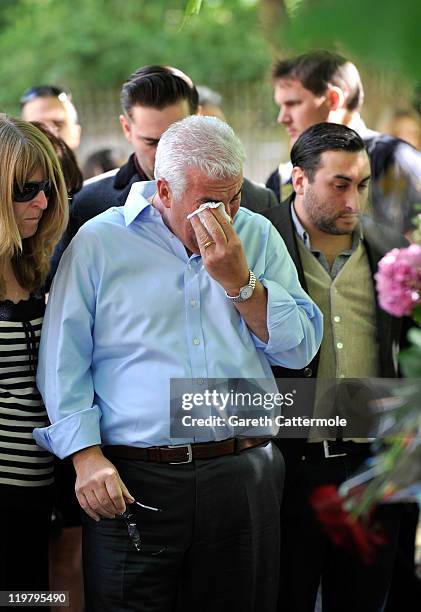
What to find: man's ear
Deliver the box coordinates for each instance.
[326,86,345,112]
[119,114,131,141]
[292,166,306,196]
[157,178,172,209]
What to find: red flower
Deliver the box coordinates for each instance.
[310,485,387,564]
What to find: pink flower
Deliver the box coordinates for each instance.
[375,245,421,317]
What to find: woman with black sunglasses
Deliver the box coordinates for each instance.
[31,121,85,612]
[0,115,68,595]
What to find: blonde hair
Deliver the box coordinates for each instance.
[0,115,68,297]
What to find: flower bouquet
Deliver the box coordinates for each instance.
[310,235,421,562]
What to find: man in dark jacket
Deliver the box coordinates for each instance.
[264,122,407,612]
[68,65,277,242]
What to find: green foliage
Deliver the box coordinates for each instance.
[400,329,421,378]
[0,0,270,114]
[411,306,421,327]
[399,343,421,379]
[281,0,421,79]
[183,0,421,83]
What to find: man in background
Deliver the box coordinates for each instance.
[266,51,421,237]
[197,85,227,121]
[21,85,81,151]
[69,65,277,241]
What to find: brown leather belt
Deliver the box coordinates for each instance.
[103,438,270,465]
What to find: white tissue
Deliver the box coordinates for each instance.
[187,201,231,233]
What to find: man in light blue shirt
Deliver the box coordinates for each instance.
[34,115,322,611]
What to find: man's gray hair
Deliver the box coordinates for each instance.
[154,115,245,199]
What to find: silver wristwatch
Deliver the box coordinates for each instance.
[225,270,257,303]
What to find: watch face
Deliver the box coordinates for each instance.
[240,285,253,300]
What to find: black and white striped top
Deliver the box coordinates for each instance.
[0,295,53,487]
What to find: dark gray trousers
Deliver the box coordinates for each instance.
[83,442,284,612]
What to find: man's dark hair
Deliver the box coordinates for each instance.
[291,122,366,181]
[83,148,120,179]
[272,51,364,112]
[120,65,199,117]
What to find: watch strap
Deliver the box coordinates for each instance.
[225,270,256,303]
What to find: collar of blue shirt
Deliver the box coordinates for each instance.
[123,180,158,227]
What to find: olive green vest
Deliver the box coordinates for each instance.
[297,239,379,440]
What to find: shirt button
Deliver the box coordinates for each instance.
[187,265,192,271]
[190,299,197,307]
[336,342,343,349]
[334,315,341,323]
[193,338,200,346]
[303,367,312,377]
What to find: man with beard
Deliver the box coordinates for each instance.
[264,122,406,612]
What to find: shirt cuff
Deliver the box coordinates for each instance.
[33,406,102,459]
[252,278,322,366]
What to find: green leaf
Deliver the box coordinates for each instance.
[411,305,421,326]
[179,0,203,30]
[407,327,421,348]
[184,0,203,17]
[399,345,421,378]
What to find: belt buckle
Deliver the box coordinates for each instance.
[323,440,346,459]
[167,444,193,464]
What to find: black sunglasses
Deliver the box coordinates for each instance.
[20,85,70,107]
[13,180,52,203]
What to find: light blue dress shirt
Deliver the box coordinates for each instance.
[34,181,323,458]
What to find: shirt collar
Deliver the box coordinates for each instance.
[290,200,311,248]
[123,180,158,226]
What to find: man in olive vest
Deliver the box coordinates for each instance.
[264,122,407,612]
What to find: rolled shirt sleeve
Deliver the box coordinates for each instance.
[34,232,103,459]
